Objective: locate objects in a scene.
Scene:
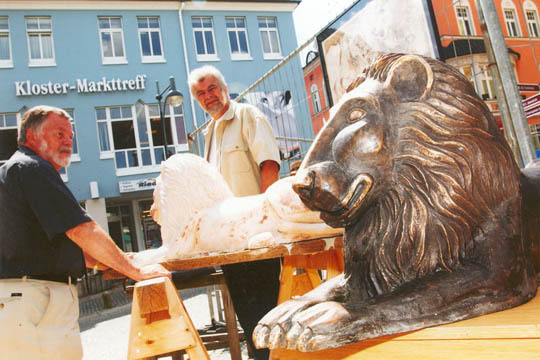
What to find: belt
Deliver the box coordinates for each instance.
[25,274,74,284]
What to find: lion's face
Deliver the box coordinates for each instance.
[293,55,433,228]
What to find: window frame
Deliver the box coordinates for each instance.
[96,104,188,176]
[191,16,219,62]
[455,4,475,36]
[530,123,540,151]
[0,112,19,166]
[526,9,540,37]
[226,16,252,61]
[503,8,521,37]
[25,16,56,67]
[258,16,282,60]
[64,109,80,162]
[137,16,165,63]
[0,16,13,68]
[310,84,322,114]
[98,16,128,65]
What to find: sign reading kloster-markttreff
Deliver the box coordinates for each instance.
[14,74,147,96]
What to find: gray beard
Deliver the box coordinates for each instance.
[39,141,71,168]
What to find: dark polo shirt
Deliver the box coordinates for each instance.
[0,147,92,279]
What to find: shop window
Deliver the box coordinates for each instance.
[258,16,282,59]
[454,4,475,36]
[226,16,251,60]
[530,124,540,151]
[0,16,12,68]
[95,103,188,175]
[0,112,17,166]
[140,199,162,249]
[106,205,134,252]
[98,16,127,64]
[137,16,165,63]
[25,16,55,67]
[310,84,322,113]
[192,16,218,61]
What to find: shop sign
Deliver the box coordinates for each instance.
[518,83,540,92]
[14,74,146,96]
[523,93,540,118]
[118,177,156,193]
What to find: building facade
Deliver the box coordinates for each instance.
[0,0,301,253]
[431,0,540,157]
[302,50,330,136]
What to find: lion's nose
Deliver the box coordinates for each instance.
[292,170,316,201]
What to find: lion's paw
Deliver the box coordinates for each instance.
[254,300,351,351]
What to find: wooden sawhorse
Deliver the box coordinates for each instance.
[127,276,210,360]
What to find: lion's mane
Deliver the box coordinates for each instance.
[352,54,521,296]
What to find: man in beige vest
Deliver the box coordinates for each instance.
[189,65,281,360]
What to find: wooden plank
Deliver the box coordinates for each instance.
[269,289,540,360]
[271,339,540,360]
[162,237,343,271]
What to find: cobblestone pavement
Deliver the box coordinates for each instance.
[79,286,251,359]
[79,286,132,319]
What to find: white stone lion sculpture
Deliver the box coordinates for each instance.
[131,154,343,266]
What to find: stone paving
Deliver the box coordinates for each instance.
[79,286,132,319]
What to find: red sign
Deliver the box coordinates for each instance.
[525,103,540,117]
[518,83,540,92]
[523,93,540,108]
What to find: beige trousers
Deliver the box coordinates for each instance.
[0,278,82,360]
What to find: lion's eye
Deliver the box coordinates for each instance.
[348,109,366,123]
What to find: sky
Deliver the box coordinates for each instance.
[293,0,358,45]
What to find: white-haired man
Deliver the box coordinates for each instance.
[188,65,281,360]
[0,105,170,360]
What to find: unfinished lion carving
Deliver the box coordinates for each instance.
[253,53,540,351]
[131,153,343,267]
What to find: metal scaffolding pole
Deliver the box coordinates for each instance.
[474,0,522,165]
[477,0,537,166]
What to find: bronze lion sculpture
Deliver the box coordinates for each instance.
[253,53,540,351]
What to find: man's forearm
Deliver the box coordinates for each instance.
[260,160,280,193]
[67,221,147,281]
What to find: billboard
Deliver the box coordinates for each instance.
[317,0,440,104]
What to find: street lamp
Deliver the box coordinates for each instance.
[156,76,183,159]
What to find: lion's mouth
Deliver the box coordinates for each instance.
[320,174,373,227]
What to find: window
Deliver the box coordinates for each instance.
[503,7,521,37]
[530,123,540,151]
[527,10,540,37]
[137,16,164,63]
[460,64,494,100]
[98,16,127,64]
[478,65,495,99]
[0,17,12,67]
[455,5,475,36]
[65,109,80,161]
[192,16,218,61]
[0,113,17,165]
[25,16,55,66]
[310,84,322,113]
[96,103,187,175]
[226,17,251,60]
[258,17,282,59]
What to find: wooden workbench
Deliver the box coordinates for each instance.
[121,237,540,359]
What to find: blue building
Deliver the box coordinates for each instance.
[0,0,301,253]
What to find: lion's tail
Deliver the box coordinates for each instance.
[522,159,540,278]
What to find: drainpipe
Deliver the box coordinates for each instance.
[178,0,202,156]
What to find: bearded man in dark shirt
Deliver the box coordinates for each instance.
[0,105,170,360]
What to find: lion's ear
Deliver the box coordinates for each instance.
[384,55,433,102]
